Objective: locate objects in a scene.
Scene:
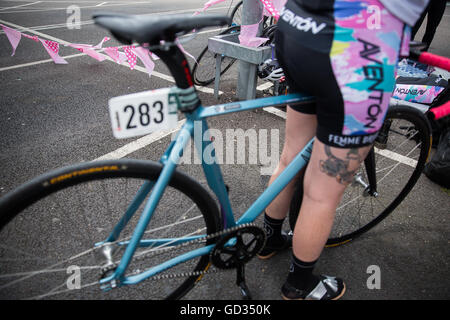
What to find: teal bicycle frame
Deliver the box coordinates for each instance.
[98,92,315,288]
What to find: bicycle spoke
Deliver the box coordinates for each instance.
[0,247,98,290]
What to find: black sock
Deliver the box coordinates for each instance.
[263,213,285,247]
[286,254,319,291]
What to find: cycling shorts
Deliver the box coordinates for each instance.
[275,0,411,148]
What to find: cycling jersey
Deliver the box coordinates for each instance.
[276,0,418,148]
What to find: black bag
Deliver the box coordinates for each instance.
[424,128,450,189]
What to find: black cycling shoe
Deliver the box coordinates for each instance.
[281,275,346,300]
[257,231,292,260]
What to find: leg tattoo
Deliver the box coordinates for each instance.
[319,145,364,184]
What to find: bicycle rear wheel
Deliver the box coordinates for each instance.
[289,105,432,245]
[192,25,240,87]
[0,159,221,299]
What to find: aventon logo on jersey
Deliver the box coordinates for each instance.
[358,38,386,130]
[395,87,428,96]
[280,8,327,34]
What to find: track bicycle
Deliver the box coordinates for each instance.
[0,12,449,300]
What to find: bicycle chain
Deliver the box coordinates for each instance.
[104,223,263,283]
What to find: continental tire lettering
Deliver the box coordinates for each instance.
[49,166,120,184]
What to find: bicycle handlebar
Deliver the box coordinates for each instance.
[428,101,450,120]
[409,50,450,72]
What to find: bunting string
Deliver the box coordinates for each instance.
[0,1,286,75]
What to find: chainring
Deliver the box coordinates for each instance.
[210,225,266,269]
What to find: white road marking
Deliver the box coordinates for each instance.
[262,106,286,119]
[94,120,186,161]
[0,1,149,13]
[0,1,41,11]
[256,82,273,91]
[374,148,417,168]
[0,52,86,72]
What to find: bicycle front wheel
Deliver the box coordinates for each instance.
[289,105,432,245]
[0,159,221,299]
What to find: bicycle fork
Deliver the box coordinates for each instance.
[354,148,379,197]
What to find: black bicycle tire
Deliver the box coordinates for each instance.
[288,105,432,246]
[0,159,222,300]
[229,0,243,26]
[192,25,240,86]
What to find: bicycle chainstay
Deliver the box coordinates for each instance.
[104,223,265,283]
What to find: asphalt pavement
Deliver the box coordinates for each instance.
[0,0,449,301]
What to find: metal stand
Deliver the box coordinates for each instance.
[208,31,271,100]
[208,0,270,100]
[237,0,264,100]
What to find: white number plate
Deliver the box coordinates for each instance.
[108,88,178,139]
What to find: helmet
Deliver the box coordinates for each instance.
[257,58,284,81]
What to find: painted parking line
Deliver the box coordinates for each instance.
[0,18,71,44]
[0,5,230,34]
[0,1,41,11]
[0,52,86,72]
[94,119,186,161]
[0,1,150,13]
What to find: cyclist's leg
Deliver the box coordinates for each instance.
[258,106,316,260]
[292,141,371,261]
[265,106,317,221]
[267,0,414,300]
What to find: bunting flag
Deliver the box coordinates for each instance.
[194,0,227,15]
[68,36,110,61]
[123,46,138,70]
[259,0,285,19]
[104,46,127,64]
[69,44,106,61]
[93,36,111,49]
[0,23,158,76]
[132,46,155,77]
[239,21,269,47]
[39,39,68,64]
[1,24,21,56]
[22,33,39,42]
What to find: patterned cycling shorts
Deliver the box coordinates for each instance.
[275,0,410,148]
